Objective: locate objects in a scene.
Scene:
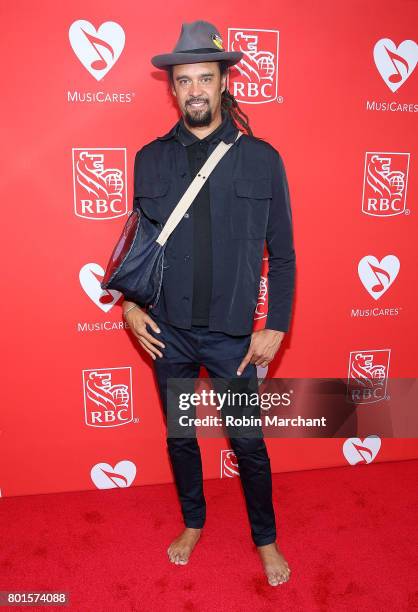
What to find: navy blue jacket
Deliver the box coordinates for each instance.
[133,112,296,336]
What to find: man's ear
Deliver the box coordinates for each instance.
[221,73,227,94]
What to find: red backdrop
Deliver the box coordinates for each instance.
[2,1,418,497]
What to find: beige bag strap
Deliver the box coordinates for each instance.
[156,130,243,246]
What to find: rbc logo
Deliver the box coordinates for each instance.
[362,152,410,216]
[255,256,269,321]
[82,367,134,427]
[346,349,390,404]
[255,275,268,320]
[221,450,239,478]
[227,29,279,104]
[72,148,128,219]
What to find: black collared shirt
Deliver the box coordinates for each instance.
[133,112,296,336]
[176,112,230,326]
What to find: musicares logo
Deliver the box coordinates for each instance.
[79,262,122,313]
[77,263,128,336]
[367,38,417,113]
[357,255,400,300]
[342,436,382,464]
[69,20,125,81]
[373,39,417,92]
[68,20,133,103]
[91,460,137,488]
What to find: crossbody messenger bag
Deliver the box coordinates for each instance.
[101,130,243,308]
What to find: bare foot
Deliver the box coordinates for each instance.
[167,527,202,565]
[257,542,291,586]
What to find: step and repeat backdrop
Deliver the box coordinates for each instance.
[2,1,418,497]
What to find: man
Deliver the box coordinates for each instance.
[122,20,295,587]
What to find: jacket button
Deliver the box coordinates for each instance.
[184,254,190,262]
[184,213,189,218]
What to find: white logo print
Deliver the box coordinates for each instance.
[91,461,136,488]
[228,29,279,103]
[72,148,128,220]
[362,152,410,217]
[343,436,381,464]
[82,367,133,428]
[347,349,390,404]
[373,39,417,92]
[358,255,400,300]
[80,263,122,312]
[69,20,125,81]
[255,275,268,320]
[221,450,239,478]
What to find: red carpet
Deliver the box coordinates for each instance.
[1,459,417,611]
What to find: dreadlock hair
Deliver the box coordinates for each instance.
[167,60,254,137]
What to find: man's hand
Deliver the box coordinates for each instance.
[236,329,285,375]
[122,301,165,360]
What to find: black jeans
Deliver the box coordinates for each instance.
[148,311,277,547]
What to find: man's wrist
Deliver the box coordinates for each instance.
[122,301,138,316]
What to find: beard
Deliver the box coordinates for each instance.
[184,100,212,127]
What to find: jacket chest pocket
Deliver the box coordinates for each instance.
[231,178,272,239]
[134,179,171,225]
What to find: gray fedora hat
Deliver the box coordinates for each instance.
[151,20,243,70]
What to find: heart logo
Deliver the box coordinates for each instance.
[343,436,381,465]
[358,255,400,300]
[91,460,136,489]
[69,20,125,81]
[80,263,122,312]
[373,38,418,92]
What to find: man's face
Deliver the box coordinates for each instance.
[170,62,226,127]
